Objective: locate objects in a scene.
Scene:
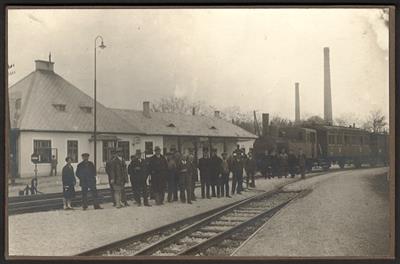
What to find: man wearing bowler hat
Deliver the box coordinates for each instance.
[128,149,151,206]
[148,146,168,205]
[108,147,130,208]
[76,153,102,210]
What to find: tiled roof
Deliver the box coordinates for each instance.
[9,69,142,134]
[9,65,257,139]
[112,109,257,139]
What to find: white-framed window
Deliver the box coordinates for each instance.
[117,141,130,160]
[33,140,52,163]
[145,141,153,155]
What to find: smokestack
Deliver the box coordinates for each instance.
[324,47,333,124]
[262,113,269,136]
[192,107,196,116]
[143,101,151,118]
[295,82,300,124]
[214,111,220,118]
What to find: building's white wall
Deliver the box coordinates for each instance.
[17,131,254,177]
[18,132,163,178]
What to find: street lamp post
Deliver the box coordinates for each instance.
[94,35,106,173]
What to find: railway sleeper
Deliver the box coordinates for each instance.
[198,227,224,233]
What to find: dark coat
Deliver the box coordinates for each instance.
[209,156,222,184]
[128,158,148,184]
[148,154,168,193]
[230,158,244,177]
[245,157,257,175]
[198,157,211,182]
[288,153,298,168]
[62,164,76,186]
[76,160,96,188]
[108,157,128,186]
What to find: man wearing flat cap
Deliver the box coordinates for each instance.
[76,153,102,210]
[107,147,129,208]
[148,146,168,205]
[128,149,150,206]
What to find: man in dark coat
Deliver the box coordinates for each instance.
[209,149,222,197]
[298,148,307,179]
[219,152,231,198]
[198,151,211,199]
[76,153,102,210]
[166,152,178,202]
[231,152,244,195]
[50,155,58,176]
[108,148,129,208]
[62,156,76,210]
[245,151,257,188]
[105,150,117,206]
[128,150,151,206]
[288,150,298,178]
[177,154,196,204]
[148,146,168,205]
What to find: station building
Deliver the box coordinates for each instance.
[9,59,257,178]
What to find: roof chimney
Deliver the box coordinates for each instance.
[324,47,333,124]
[192,107,196,116]
[262,113,269,136]
[295,82,300,124]
[35,59,54,72]
[214,111,220,118]
[143,101,151,118]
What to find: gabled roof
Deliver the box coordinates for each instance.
[112,108,257,139]
[9,61,257,140]
[9,69,142,134]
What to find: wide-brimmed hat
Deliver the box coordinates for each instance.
[81,153,90,157]
[154,146,161,151]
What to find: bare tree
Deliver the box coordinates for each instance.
[301,115,326,126]
[270,115,291,127]
[363,109,387,133]
[151,96,214,116]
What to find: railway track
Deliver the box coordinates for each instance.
[77,187,309,257]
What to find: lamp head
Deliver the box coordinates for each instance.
[99,40,106,49]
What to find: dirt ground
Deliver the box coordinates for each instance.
[234,167,390,257]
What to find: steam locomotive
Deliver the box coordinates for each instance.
[253,114,389,171]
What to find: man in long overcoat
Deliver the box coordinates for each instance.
[231,152,244,195]
[209,149,222,197]
[128,150,151,206]
[108,148,129,208]
[76,153,102,210]
[198,150,211,199]
[148,146,168,205]
[245,151,257,188]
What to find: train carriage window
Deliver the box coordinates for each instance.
[344,135,349,145]
[298,132,303,141]
[310,132,316,143]
[337,135,343,145]
[328,135,335,145]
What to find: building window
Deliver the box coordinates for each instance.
[145,141,153,155]
[80,106,92,113]
[33,140,52,163]
[67,140,78,163]
[53,104,66,112]
[103,140,116,162]
[117,141,130,160]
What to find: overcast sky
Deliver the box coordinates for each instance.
[7,8,389,122]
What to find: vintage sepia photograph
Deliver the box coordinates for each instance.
[5,7,394,259]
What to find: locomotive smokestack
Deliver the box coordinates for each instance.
[324,47,333,124]
[295,82,300,124]
[262,113,269,136]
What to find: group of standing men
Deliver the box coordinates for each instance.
[258,148,307,179]
[61,145,307,210]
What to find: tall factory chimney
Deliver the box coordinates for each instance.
[262,113,269,136]
[324,47,333,124]
[295,82,300,124]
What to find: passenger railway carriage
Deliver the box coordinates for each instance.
[253,120,389,170]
